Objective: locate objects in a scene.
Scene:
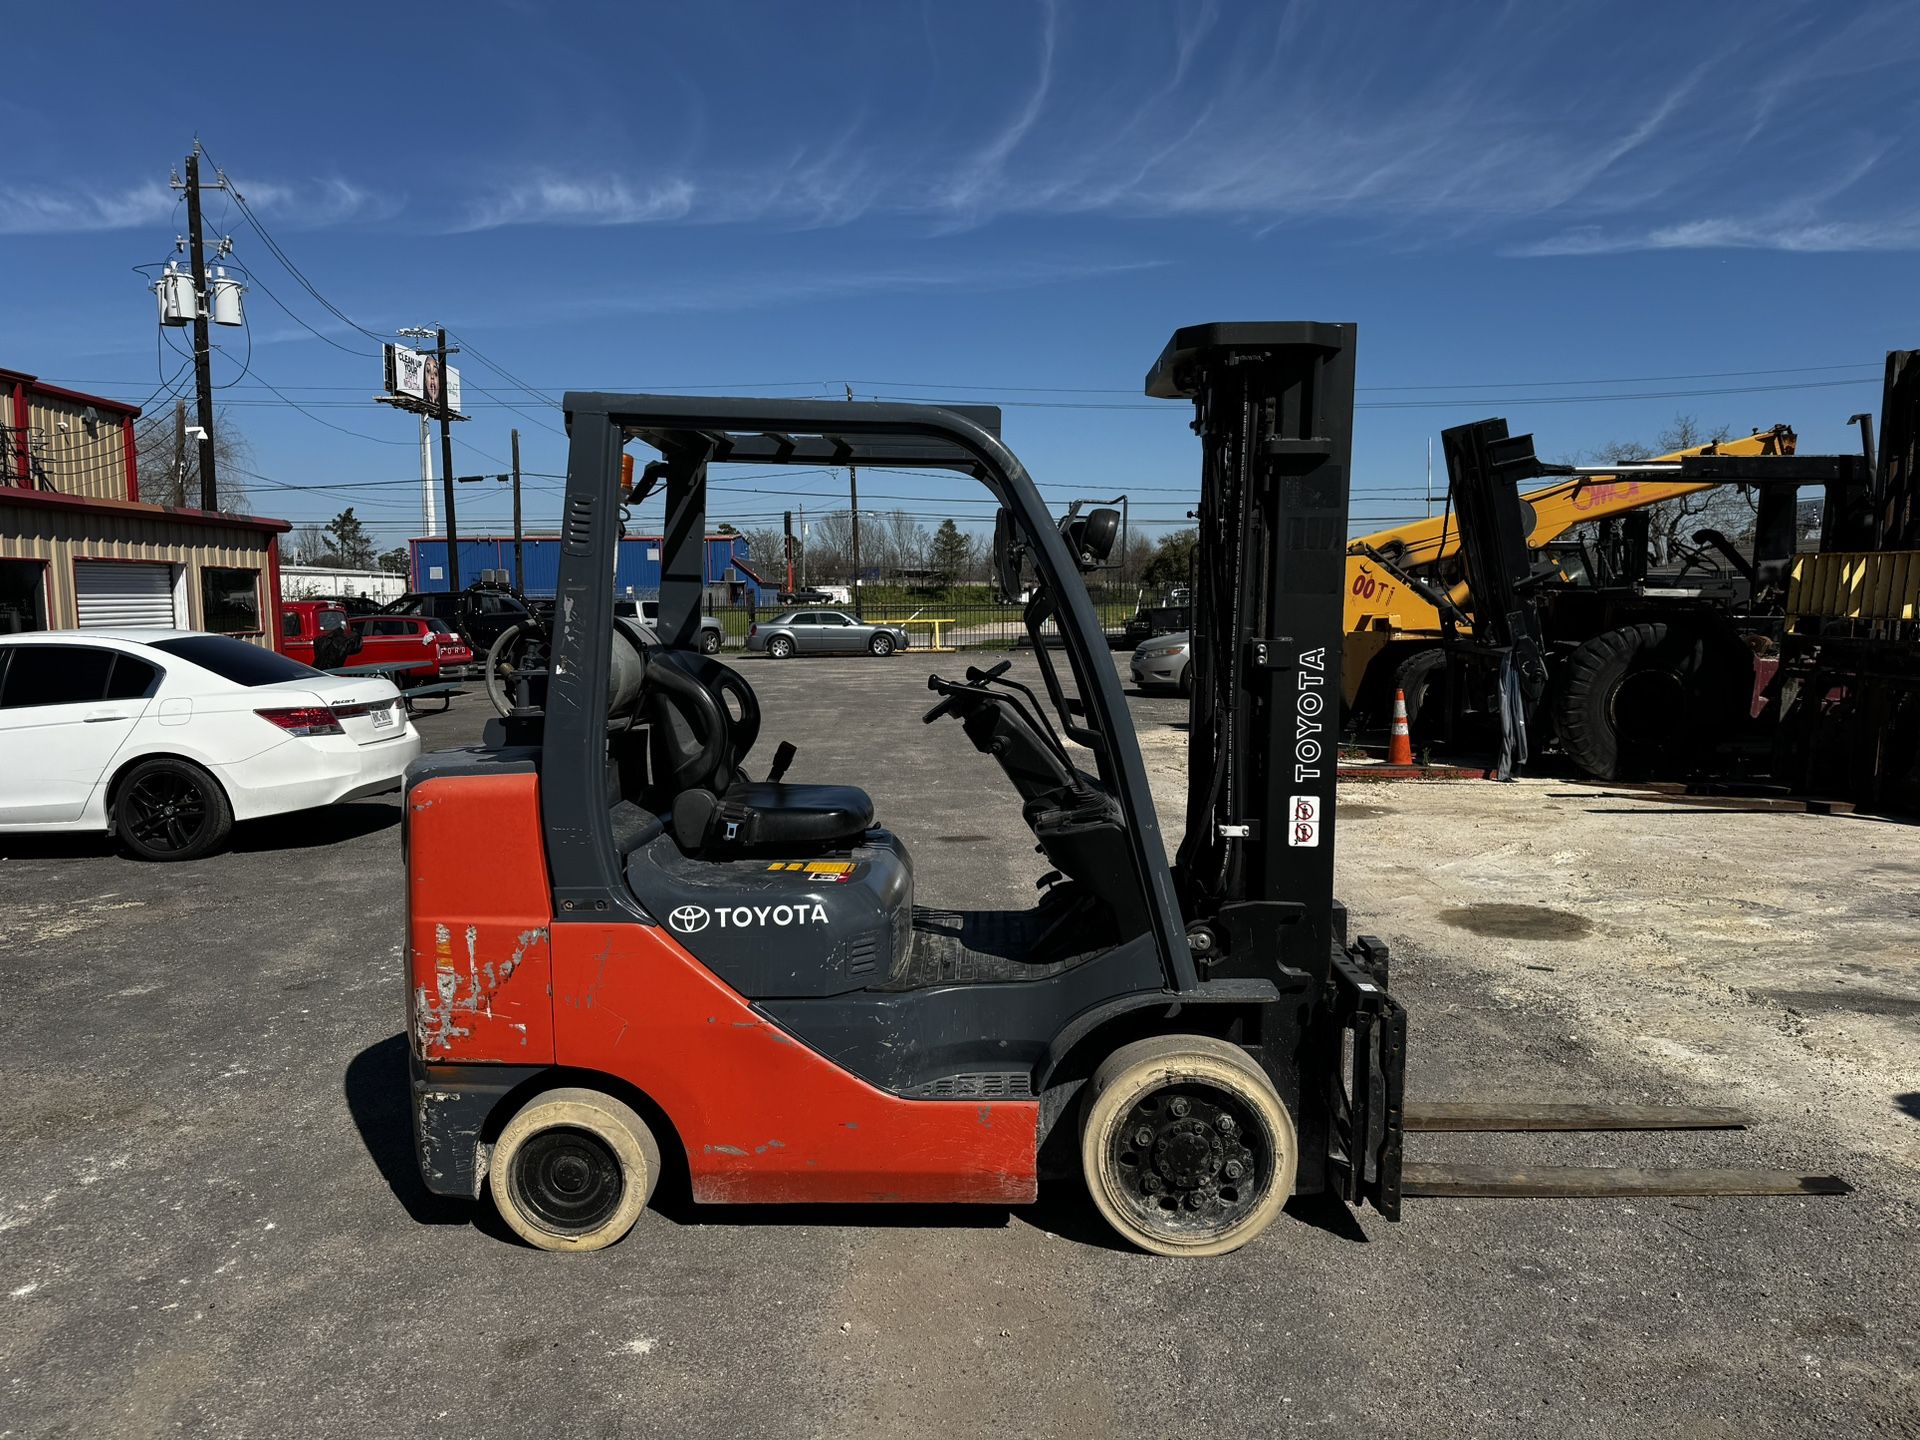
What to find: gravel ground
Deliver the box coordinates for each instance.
[0,651,1914,1439]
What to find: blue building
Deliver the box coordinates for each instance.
[409,533,769,602]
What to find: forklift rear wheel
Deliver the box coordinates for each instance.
[1080,1035,1297,1257]
[488,1087,661,1252]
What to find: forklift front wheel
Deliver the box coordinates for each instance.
[488,1087,662,1252]
[1080,1035,1297,1258]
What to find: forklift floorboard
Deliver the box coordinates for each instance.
[876,903,1112,989]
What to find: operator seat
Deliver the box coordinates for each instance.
[642,648,874,854]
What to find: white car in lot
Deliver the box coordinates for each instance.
[0,629,420,861]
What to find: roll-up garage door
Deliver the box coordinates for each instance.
[74,561,177,629]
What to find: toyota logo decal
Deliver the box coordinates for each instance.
[668,904,711,934]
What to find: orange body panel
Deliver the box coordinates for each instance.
[550,922,1039,1205]
[409,771,1040,1206]
[407,773,557,1065]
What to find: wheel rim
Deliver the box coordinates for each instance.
[872,636,891,655]
[124,773,210,854]
[1108,1081,1267,1235]
[772,639,791,657]
[1610,668,1686,744]
[510,1126,625,1235]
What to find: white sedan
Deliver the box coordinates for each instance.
[0,629,421,861]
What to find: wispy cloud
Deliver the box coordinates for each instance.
[456,177,695,231]
[0,181,177,234]
[448,2,1919,252]
[0,176,384,235]
[1512,215,1920,257]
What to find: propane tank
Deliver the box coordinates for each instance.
[607,623,648,719]
[209,267,245,327]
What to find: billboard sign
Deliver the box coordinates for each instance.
[382,343,462,415]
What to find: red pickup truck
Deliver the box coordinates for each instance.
[279,601,362,668]
[346,615,473,682]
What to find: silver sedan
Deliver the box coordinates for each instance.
[746,609,911,659]
[1130,631,1191,695]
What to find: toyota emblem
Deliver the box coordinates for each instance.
[668,904,711,934]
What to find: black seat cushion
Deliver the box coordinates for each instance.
[676,781,875,853]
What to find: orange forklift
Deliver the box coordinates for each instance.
[401,323,1839,1255]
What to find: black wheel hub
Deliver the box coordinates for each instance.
[1110,1082,1265,1232]
[1611,667,1688,743]
[124,774,209,853]
[512,1126,623,1234]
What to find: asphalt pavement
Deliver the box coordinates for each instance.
[0,651,1912,1439]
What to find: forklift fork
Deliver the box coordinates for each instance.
[1326,941,1407,1220]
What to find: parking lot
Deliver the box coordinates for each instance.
[2,652,1915,1439]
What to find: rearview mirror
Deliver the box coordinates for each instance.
[1061,507,1121,569]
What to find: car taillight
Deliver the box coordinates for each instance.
[749,624,758,637]
[255,706,345,737]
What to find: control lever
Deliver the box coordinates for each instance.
[922,672,980,723]
[965,659,1014,684]
[766,740,797,782]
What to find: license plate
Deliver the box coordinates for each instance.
[371,704,396,730]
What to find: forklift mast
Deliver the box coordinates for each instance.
[1147,324,1356,983]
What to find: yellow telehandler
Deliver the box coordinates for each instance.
[1341,425,1797,723]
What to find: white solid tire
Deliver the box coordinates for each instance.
[488,1086,661,1252]
[1080,1035,1297,1258]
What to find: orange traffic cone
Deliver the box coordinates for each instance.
[1388,688,1414,767]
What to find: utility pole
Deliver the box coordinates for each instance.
[181,146,221,510]
[846,383,861,617]
[511,428,525,592]
[171,400,188,508]
[783,509,795,594]
[437,328,460,591]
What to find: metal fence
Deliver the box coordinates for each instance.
[693,588,1150,652]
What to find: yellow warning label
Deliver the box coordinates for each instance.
[765,860,856,875]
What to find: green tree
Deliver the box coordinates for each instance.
[1143,528,1197,586]
[324,508,376,569]
[928,518,971,590]
[377,546,409,575]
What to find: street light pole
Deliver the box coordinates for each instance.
[846,384,861,617]
[436,329,460,592]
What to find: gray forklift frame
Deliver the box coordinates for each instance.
[543,392,1198,992]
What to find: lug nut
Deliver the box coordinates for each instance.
[1169,1097,1190,1118]
[1134,1128,1154,1148]
[1142,1174,1162,1193]
[1214,1113,1236,1134]
[1223,1160,1245,1181]
[1184,1192,1204,1210]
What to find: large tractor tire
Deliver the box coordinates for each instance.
[1552,622,1747,781]
[1391,647,1448,747]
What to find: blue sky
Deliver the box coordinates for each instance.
[6,0,1915,555]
